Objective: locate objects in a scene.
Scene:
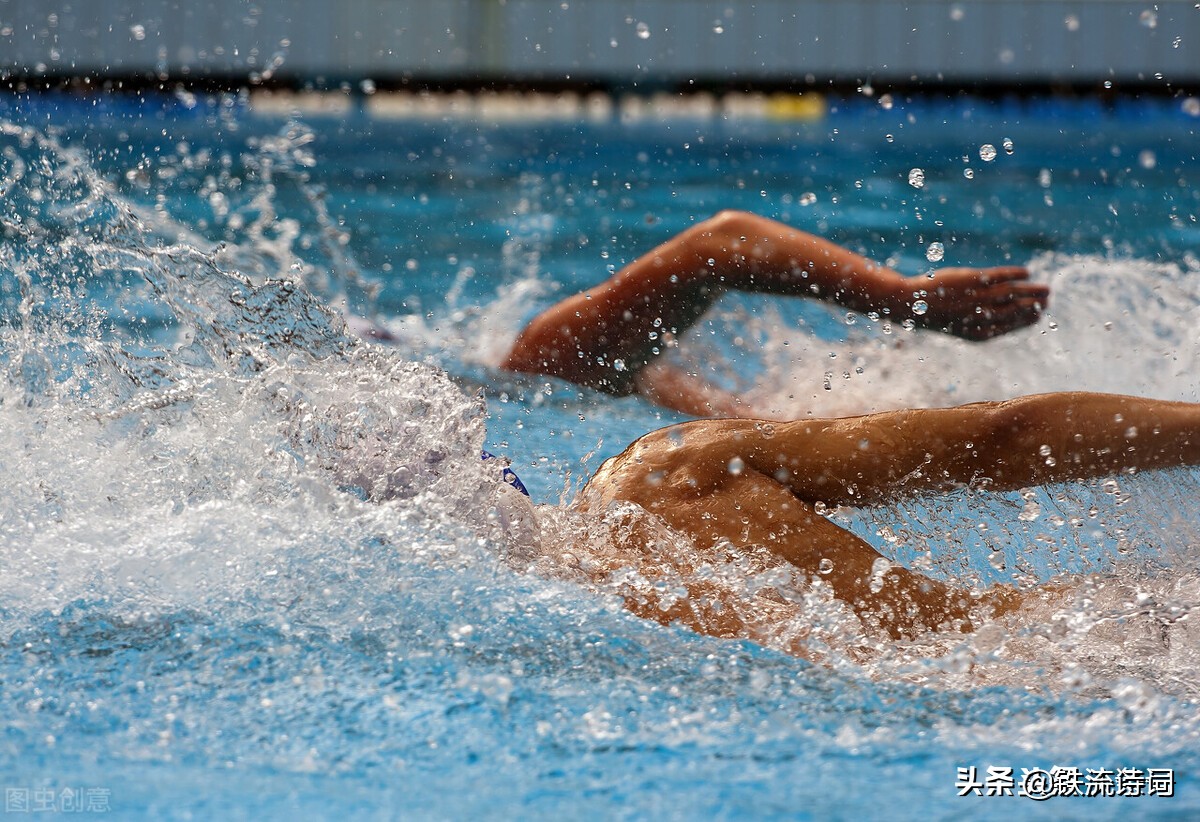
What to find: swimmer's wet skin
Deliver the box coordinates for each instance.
[503,210,1049,418]
[578,392,1200,644]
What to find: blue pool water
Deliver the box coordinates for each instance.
[3,91,1200,819]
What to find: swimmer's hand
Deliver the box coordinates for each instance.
[912,266,1049,341]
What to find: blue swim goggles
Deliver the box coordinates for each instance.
[481,450,530,497]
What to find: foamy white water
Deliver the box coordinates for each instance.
[2,106,1199,817]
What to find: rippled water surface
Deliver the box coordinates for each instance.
[2,92,1200,818]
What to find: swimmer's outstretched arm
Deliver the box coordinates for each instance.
[688,391,1200,507]
[586,391,1200,639]
[502,210,1048,413]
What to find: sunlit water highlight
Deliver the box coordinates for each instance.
[2,94,1200,818]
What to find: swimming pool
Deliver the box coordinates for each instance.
[2,90,1200,819]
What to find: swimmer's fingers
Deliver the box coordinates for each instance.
[929,266,1047,296]
[974,265,1034,285]
[980,281,1051,306]
[917,266,1048,339]
[952,297,1047,340]
[989,297,1047,329]
[986,281,1051,310]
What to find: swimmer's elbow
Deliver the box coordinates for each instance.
[692,210,762,245]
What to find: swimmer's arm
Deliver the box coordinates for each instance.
[607,420,990,638]
[674,211,1048,340]
[728,392,1200,506]
[503,211,1050,397]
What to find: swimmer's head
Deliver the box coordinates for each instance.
[481,450,530,497]
[488,479,541,568]
[482,450,539,567]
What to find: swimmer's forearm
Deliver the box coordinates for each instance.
[982,392,1200,489]
[726,392,1200,505]
[745,236,911,317]
[679,211,910,314]
[675,212,1045,339]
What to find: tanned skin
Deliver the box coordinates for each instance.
[504,210,1049,417]
[580,392,1200,640]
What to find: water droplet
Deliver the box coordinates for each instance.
[818,558,834,575]
[979,144,997,162]
[799,192,817,206]
[1002,137,1014,155]
[885,133,894,143]
[1140,9,1158,28]
[613,358,626,372]
[712,20,725,34]
[130,23,146,40]
[1018,500,1041,522]
[1139,149,1157,169]
[925,242,944,262]
[908,168,925,188]
[963,168,975,179]
[1064,14,1080,31]
[845,312,857,325]
[911,299,929,316]
[1038,444,1052,457]
[878,94,894,110]
[1184,98,1200,117]
[727,457,745,475]
[636,21,651,39]
[868,557,892,593]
